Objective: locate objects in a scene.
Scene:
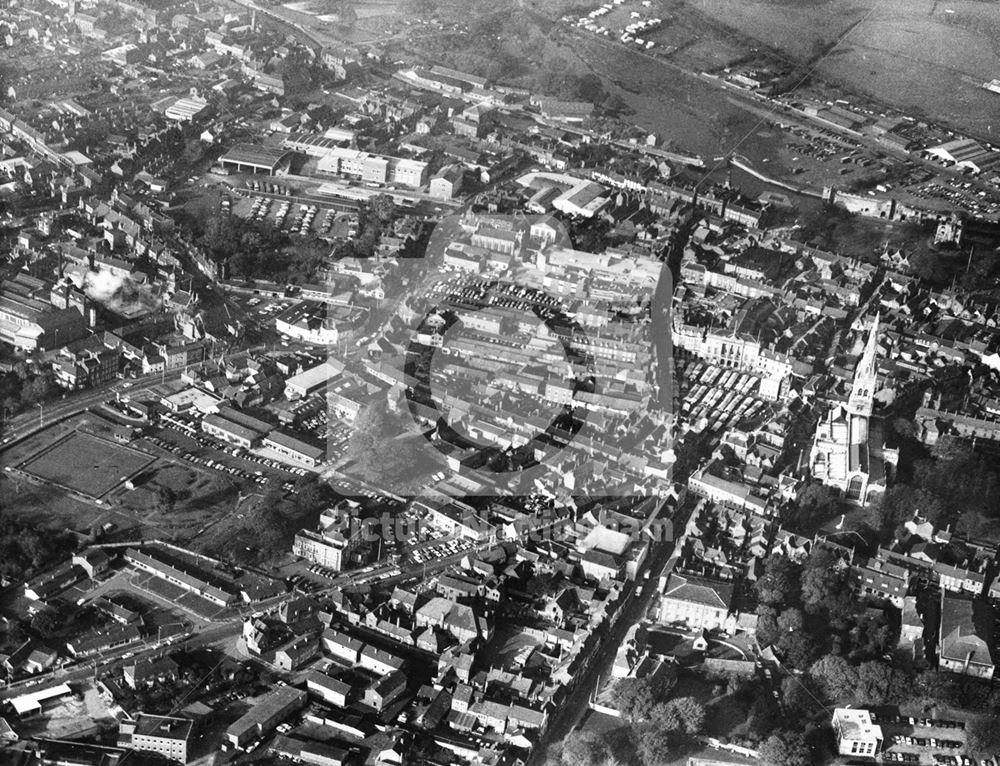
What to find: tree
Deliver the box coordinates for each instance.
[789,482,840,532]
[800,549,843,615]
[850,611,893,661]
[892,417,917,440]
[854,660,903,706]
[908,249,949,284]
[781,630,817,669]
[576,73,606,105]
[755,604,780,646]
[964,715,1000,759]
[747,694,782,741]
[777,607,804,635]
[780,675,819,717]
[369,193,396,226]
[156,485,176,512]
[610,677,658,721]
[560,730,609,766]
[31,608,61,638]
[758,730,812,766]
[809,654,858,704]
[658,696,705,735]
[872,485,945,537]
[21,372,53,405]
[289,474,331,517]
[633,724,674,766]
[755,555,801,607]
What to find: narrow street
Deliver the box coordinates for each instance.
[527,536,677,766]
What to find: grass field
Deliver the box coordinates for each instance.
[0,474,105,528]
[20,431,155,498]
[668,0,1000,139]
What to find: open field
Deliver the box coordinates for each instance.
[0,417,248,541]
[19,431,154,499]
[569,30,776,159]
[0,473,106,527]
[116,462,242,540]
[666,0,1000,139]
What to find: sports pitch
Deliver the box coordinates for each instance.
[20,431,155,498]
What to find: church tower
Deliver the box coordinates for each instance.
[847,313,880,442]
[849,313,880,417]
[811,312,887,505]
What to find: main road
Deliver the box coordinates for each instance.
[0,369,189,444]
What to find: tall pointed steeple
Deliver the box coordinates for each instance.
[848,313,880,420]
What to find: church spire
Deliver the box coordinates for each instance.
[857,312,880,380]
[848,313,880,419]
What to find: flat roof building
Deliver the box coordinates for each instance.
[219,144,289,174]
[202,406,274,449]
[263,429,325,467]
[284,360,344,399]
[225,686,308,748]
[316,147,428,188]
[832,708,882,759]
[121,714,193,763]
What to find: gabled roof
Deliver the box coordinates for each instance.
[939,595,996,667]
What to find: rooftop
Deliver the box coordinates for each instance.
[133,714,194,741]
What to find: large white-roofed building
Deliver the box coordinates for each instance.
[164,95,209,122]
[925,138,1000,174]
[316,147,428,187]
[284,360,344,399]
[831,708,882,759]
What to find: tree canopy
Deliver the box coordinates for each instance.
[872,435,1000,540]
[559,730,610,766]
[610,676,658,721]
[650,696,706,735]
[758,730,812,766]
[965,715,1000,759]
[633,724,674,766]
[0,511,76,583]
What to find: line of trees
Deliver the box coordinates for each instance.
[0,365,56,424]
[873,434,1000,540]
[0,509,77,585]
[551,673,709,766]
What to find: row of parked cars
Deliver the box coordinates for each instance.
[409,536,474,564]
[287,573,326,594]
[872,713,965,729]
[892,734,962,749]
[934,757,992,766]
[308,564,340,580]
[883,753,919,764]
[145,428,298,493]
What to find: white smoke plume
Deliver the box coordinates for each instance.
[70,269,164,316]
[83,270,124,301]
